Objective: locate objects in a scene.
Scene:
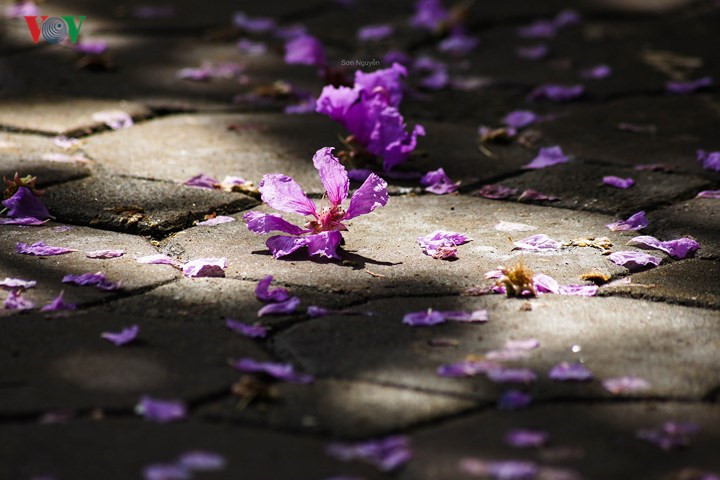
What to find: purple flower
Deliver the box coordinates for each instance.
[697,149,720,172]
[549,362,593,381]
[197,215,235,226]
[498,390,532,410]
[505,429,549,448]
[0,277,36,290]
[608,251,661,270]
[602,376,650,394]
[177,451,226,471]
[92,110,133,130]
[136,396,186,423]
[101,325,139,346]
[182,258,226,278]
[606,211,648,231]
[257,296,300,316]
[183,174,219,189]
[327,436,411,472]
[487,368,537,384]
[438,28,478,56]
[637,421,699,450]
[232,11,275,33]
[518,189,559,202]
[2,187,52,220]
[420,168,460,195]
[17,242,76,256]
[403,308,488,326]
[285,34,326,67]
[438,360,499,377]
[40,292,76,312]
[244,147,388,260]
[528,84,584,102]
[697,190,720,199]
[603,176,635,189]
[4,290,34,310]
[232,358,314,384]
[62,272,122,291]
[358,24,394,41]
[666,76,713,94]
[524,146,569,169]
[225,318,268,338]
[86,249,125,259]
[255,275,290,302]
[627,235,700,259]
[475,184,518,199]
[581,64,612,79]
[410,0,448,31]
[417,230,471,259]
[513,234,561,252]
[503,110,537,129]
[516,44,549,60]
[143,464,190,480]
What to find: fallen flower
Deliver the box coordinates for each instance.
[666,76,713,94]
[327,436,411,472]
[498,390,532,409]
[420,168,460,195]
[232,358,313,383]
[17,241,76,256]
[627,235,699,259]
[403,308,488,326]
[101,325,139,346]
[697,149,720,172]
[197,215,235,226]
[2,186,53,220]
[637,421,699,450]
[182,258,226,278]
[524,146,569,169]
[255,275,290,302]
[62,272,122,291]
[417,230,471,259]
[505,429,549,448]
[608,251,661,270]
[225,318,268,338]
[528,84,584,102]
[0,277,36,290]
[697,190,720,199]
[606,211,648,231]
[0,217,48,225]
[244,147,388,260]
[602,176,635,189]
[549,362,593,381]
[92,110,133,130]
[183,174,220,189]
[136,396,186,423]
[86,249,125,259]
[513,234,561,252]
[602,376,650,394]
[4,290,34,310]
[40,292,76,312]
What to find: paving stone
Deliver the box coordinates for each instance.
[401,402,720,480]
[602,259,720,308]
[0,223,179,314]
[199,378,475,439]
[42,174,258,236]
[0,310,269,414]
[275,295,720,400]
[0,419,381,480]
[164,195,631,298]
[648,198,720,260]
[476,159,710,215]
[0,132,91,185]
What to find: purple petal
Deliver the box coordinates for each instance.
[581,64,612,79]
[266,235,309,258]
[284,34,325,67]
[445,309,489,323]
[17,241,76,256]
[2,187,53,220]
[347,169,374,183]
[255,275,290,302]
[420,168,460,195]
[135,254,181,266]
[326,436,411,472]
[697,149,720,172]
[417,230,471,259]
[476,184,518,199]
[143,464,190,480]
[183,174,219,189]
[257,296,300,317]
[410,0,449,30]
[225,318,268,338]
[516,44,549,60]
[182,258,226,278]
[86,249,125,259]
[438,360,500,377]
[533,273,560,294]
[666,76,713,94]
[358,23,394,42]
[177,451,226,471]
[528,84,584,102]
[315,85,360,123]
[606,211,648,231]
[505,429,549,448]
[498,390,532,410]
[628,235,699,259]
[305,231,343,260]
[697,190,720,199]
[197,216,235,226]
[232,358,313,383]
[101,325,139,346]
[259,174,316,216]
[503,110,537,129]
[346,173,389,220]
[637,421,699,451]
[136,396,186,423]
[513,234,561,252]
[74,40,108,55]
[4,290,34,310]
[0,277,36,290]
[524,146,569,169]
[558,284,598,296]
[603,176,635,189]
[40,292,76,312]
[438,28,478,56]
[313,147,349,206]
[403,309,447,326]
[62,272,122,291]
[0,216,48,225]
[608,250,661,270]
[232,11,275,33]
[5,1,40,18]
[549,362,593,381]
[355,62,407,107]
[243,211,307,235]
[236,38,268,55]
[602,376,650,394]
[518,189,559,202]
[92,110,133,130]
[487,368,537,384]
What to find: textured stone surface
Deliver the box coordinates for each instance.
[649,197,720,259]
[275,295,720,400]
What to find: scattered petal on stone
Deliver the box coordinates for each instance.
[197,215,235,226]
[558,284,599,296]
[225,318,268,338]
[608,251,661,270]
[92,110,133,130]
[257,296,301,317]
[475,184,518,199]
[255,275,290,303]
[420,168,460,195]
[135,254,181,266]
[505,429,550,448]
[438,360,500,377]
[506,338,540,351]
[666,76,713,94]
[62,272,122,291]
[17,241,77,256]
[177,451,226,472]
[606,211,648,231]
[602,176,635,189]
[549,362,593,381]
[417,230,471,259]
[40,292,76,312]
[637,421,699,450]
[136,396,186,423]
[183,174,219,189]
[0,277,36,290]
[101,325,139,346]
[232,358,314,384]
[513,234,561,252]
[0,217,48,225]
[697,149,720,172]
[498,390,532,410]
[516,44,549,60]
[503,110,537,129]
[445,309,489,323]
[358,23,394,41]
[627,235,700,259]
[528,84,584,102]
[182,258,227,278]
[403,309,447,326]
[4,290,34,310]
[2,187,53,220]
[581,64,612,79]
[327,436,411,472]
[697,190,720,199]
[524,146,569,169]
[86,249,125,259]
[602,376,651,394]
[518,189,560,202]
[487,368,537,384]
[143,464,190,480]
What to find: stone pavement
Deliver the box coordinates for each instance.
[1,0,719,479]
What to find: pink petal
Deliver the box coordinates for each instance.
[524,146,569,169]
[697,190,720,199]
[243,211,308,235]
[136,396,186,423]
[417,230,471,259]
[197,216,235,226]
[40,292,76,312]
[232,358,313,383]
[184,174,219,189]
[603,176,635,189]
[602,376,650,394]
[259,174,317,216]
[182,258,227,278]
[257,297,301,317]
[606,211,648,231]
[475,184,518,199]
[628,235,699,259]
[225,318,268,338]
[101,325,139,346]
[513,234,561,251]
[86,249,125,259]
[345,173,389,220]
[0,277,36,290]
[17,241,76,256]
[505,429,549,448]
[608,251,661,270]
[266,235,309,258]
[306,231,343,259]
[4,290,34,310]
[312,147,349,206]
[549,362,593,381]
[487,368,537,384]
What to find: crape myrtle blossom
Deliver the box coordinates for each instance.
[627,235,699,259]
[316,63,425,171]
[417,230,471,259]
[40,292,76,312]
[136,396,186,423]
[2,186,53,221]
[420,168,460,194]
[697,190,720,199]
[243,147,388,260]
[255,276,299,317]
[608,251,661,270]
[524,146,569,169]
[101,325,139,346]
[697,149,720,172]
[606,211,648,231]
[4,290,34,310]
[17,242,76,256]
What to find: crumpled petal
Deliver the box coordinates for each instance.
[606,211,648,231]
[17,241,76,256]
[0,277,36,290]
[354,62,406,107]
[4,290,34,310]
[513,234,561,252]
[417,230,471,259]
[549,362,593,381]
[101,325,139,346]
[608,250,661,269]
[475,184,519,199]
[225,318,268,338]
[603,176,635,189]
[346,173,389,219]
[602,376,650,394]
[255,275,290,302]
[313,147,349,207]
[182,258,226,278]
[136,396,186,423]
[326,436,411,472]
[420,168,460,195]
[232,358,313,383]
[627,235,699,259]
[259,174,317,216]
[524,146,569,169]
[0,217,48,225]
[86,249,125,259]
[697,149,720,172]
[62,272,122,291]
[40,292,76,312]
[266,235,309,258]
[697,190,720,199]
[403,308,487,326]
[315,85,360,123]
[505,429,549,448]
[243,211,307,235]
[2,187,53,220]
[197,215,235,226]
[135,254,182,267]
[183,174,219,189]
[306,231,343,259]
[558,284,599,296]
[518,189,559,202]
[258,296,301,317]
